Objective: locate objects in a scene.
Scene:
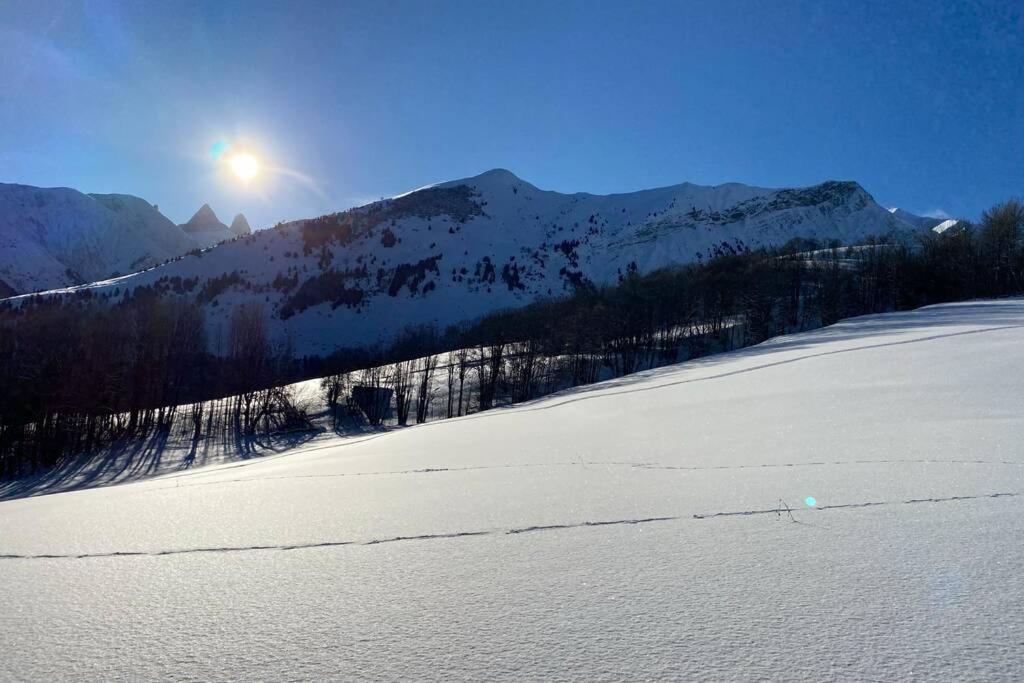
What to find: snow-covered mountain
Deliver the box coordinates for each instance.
[0,183,199,295]
[888,207,944,231]
[888,208,972,235]
[179,204,251,248]
[5,170,926,355]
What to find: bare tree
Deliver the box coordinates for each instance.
[389,360,415,426]
[415,353,438,423]
[456,347,469,416]
[445,352,457,419]
[320,373,348,429]
[228,302,272,436]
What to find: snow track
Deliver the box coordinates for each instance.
[1,491,1017,562]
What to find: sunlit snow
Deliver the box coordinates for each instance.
[2,299,1023,680]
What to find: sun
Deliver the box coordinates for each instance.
[229,153,260,181]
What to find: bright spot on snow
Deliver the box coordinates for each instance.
[230,153,260,181]
[210,140,229,161]
[805,496,817,507]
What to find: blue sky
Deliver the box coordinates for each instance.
[1,0,1021,228]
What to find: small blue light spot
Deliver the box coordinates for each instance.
[805,496,817,507]
[210,140,229,161]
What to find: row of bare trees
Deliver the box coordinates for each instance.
[0,296,311,478]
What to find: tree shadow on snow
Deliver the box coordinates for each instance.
[0,426,322,502]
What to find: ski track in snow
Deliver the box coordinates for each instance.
[1,491,1017,562]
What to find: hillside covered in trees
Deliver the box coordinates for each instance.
[0,198,1020,479]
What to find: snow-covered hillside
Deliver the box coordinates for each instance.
[6,170,926,355]
[1,298,1022,680]
[0,183,198,294]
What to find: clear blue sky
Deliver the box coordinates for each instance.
[1,0,1021,228]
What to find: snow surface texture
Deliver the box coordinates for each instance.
[2,299,1023,680]
[7,170,927,355]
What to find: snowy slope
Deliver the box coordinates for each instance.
[932,218,967,234]
[0,183,198,293]
[6,170,924,355]
[1,298,1022,680]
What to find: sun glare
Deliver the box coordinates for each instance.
[230,153,260,181]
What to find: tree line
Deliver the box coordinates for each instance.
[1,199,1021,479]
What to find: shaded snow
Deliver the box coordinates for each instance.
[1,299,1023,679]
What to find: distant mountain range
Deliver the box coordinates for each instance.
[180,204,251,249]
[0,183,248,295]
[2,170,944,354]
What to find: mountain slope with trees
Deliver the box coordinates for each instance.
[4,169,929,355]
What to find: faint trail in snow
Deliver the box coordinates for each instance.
[364,531,493,545]
[0,493,1018,562]
[637,458,1024,472]
[507,517,677,535]
[136,461,652,493]
[133,458,1024,494]
[693,491,1019,519]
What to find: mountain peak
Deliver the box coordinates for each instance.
[440,168,523,186]
[229,213,251,236]
[190,203,219,223]
[436,168,537,196]
[181,204,227,234]
[476,168,520,181]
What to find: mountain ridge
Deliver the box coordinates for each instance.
[0,184,253,294]
[3,169,928,355]
[0,183,197,294]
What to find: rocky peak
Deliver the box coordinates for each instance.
[229,213,252,236]
[181,204,227,234]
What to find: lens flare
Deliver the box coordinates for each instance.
[210,140,230,161]
[805,496,817,507]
